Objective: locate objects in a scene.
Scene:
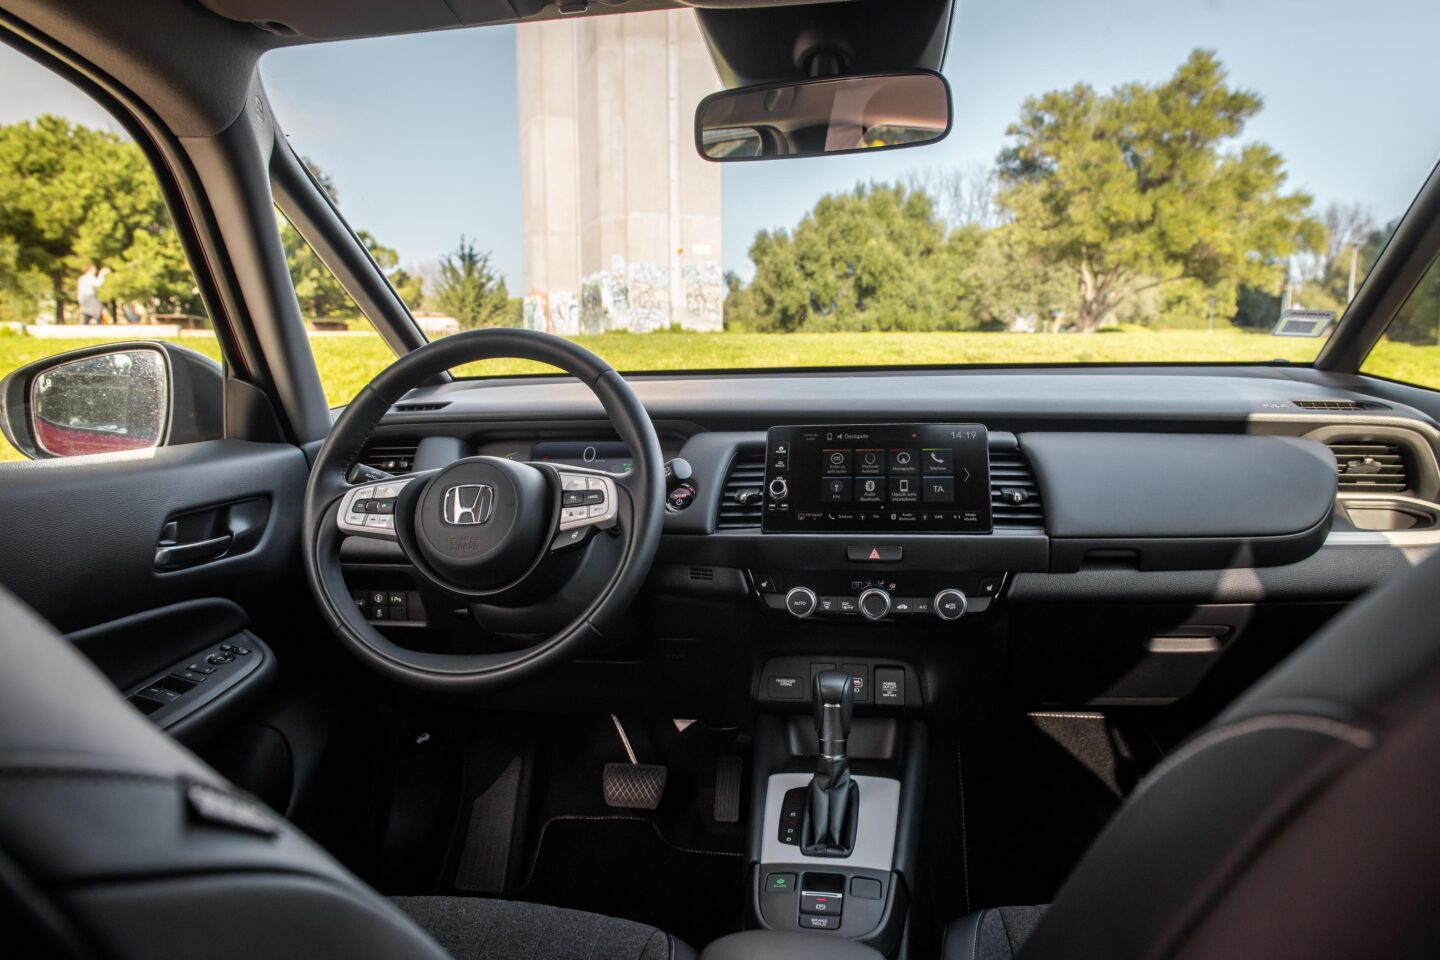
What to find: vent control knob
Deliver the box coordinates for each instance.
[934,588,968,621]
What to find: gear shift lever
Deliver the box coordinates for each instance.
[801,670,859,857]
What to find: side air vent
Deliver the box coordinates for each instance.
[717,448,766,529]
[1329,441,1408,492]
[361,440,419,474]
[1293,399,1385,411]
[990,446,1045,529]
[393,402,451,413]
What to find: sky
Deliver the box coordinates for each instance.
[5,0,1440,289]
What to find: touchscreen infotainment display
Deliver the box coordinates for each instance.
[762,424,991,533]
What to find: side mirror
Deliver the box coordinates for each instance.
[695,70,952,162]
[1,342,223,460]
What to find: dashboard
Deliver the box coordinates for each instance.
[339,365,1440,709]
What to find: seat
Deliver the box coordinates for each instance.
[0,585,692,960]
[944,547,1440,960]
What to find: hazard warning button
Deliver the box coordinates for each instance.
[846,545,902,563]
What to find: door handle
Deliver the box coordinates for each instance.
[155,533,233,570]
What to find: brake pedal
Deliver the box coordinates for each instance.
[603,715,667,810]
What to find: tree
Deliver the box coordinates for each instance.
[739,183,974,332]
[905,163,1003,230]
[276,161,422,317]
[431,237,511,329]
[0,115,203,322]
[996,50,1322,333]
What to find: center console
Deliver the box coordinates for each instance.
[746,674,925,955]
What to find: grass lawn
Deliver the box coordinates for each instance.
[2,327,1436,462]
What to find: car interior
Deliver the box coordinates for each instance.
[3,1,1440,958]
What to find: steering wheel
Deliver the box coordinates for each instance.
[302,329,664,693]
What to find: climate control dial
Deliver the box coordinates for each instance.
[934,588,968,621]
[858,588,892,621]
[785,586,818,619]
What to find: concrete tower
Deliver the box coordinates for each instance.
[517,10,723,335]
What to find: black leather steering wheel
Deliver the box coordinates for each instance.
[302,329,664,692]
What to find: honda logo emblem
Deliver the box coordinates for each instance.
[442,484,493,525]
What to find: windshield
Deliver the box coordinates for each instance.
[258,2,1434,375]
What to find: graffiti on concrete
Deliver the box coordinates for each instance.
[522,294,547,332]
[682,262,723,331]
[549,291,579,336]
[625,261,669,332]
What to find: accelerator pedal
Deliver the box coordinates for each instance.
[714,756,742,823]
[603,715,667,810]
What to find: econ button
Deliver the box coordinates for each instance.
[766,873,796,894]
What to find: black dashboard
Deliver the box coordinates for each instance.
[340,364,1440,711]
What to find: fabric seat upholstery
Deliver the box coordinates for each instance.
[393,897,693,960]
[942,906,1045,960]
[0,584,691,960]
[944,546,1440,959]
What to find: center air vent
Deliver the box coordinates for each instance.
[990,446,1045,529]
[1328,441,1408,492]
[360,440,419,474]
[717,448,766,529]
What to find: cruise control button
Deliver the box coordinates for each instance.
[587,503,608,518]
[562,491,586,506]
[562,475,587,492]
[585,477,605,490]
[584,490,605,504]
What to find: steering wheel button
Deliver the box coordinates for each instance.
[354,486,375,500]
[585,477,605,490]
[373,482,404,499]
[584,490,605,504]
[562,506,588,522]
[364,514,395,529]
[563,491,586,506]
[562,475,587,492]
[587,503,607,518]
[374,500,395,514]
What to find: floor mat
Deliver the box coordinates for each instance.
[516,815,745,949]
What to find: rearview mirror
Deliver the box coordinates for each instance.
[695,70,951,162]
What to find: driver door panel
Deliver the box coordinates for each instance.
[0,440,310,725]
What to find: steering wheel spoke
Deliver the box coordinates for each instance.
[336,473,426,539]
[549,466,620,547]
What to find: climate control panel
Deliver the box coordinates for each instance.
[752,569,1004,621]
